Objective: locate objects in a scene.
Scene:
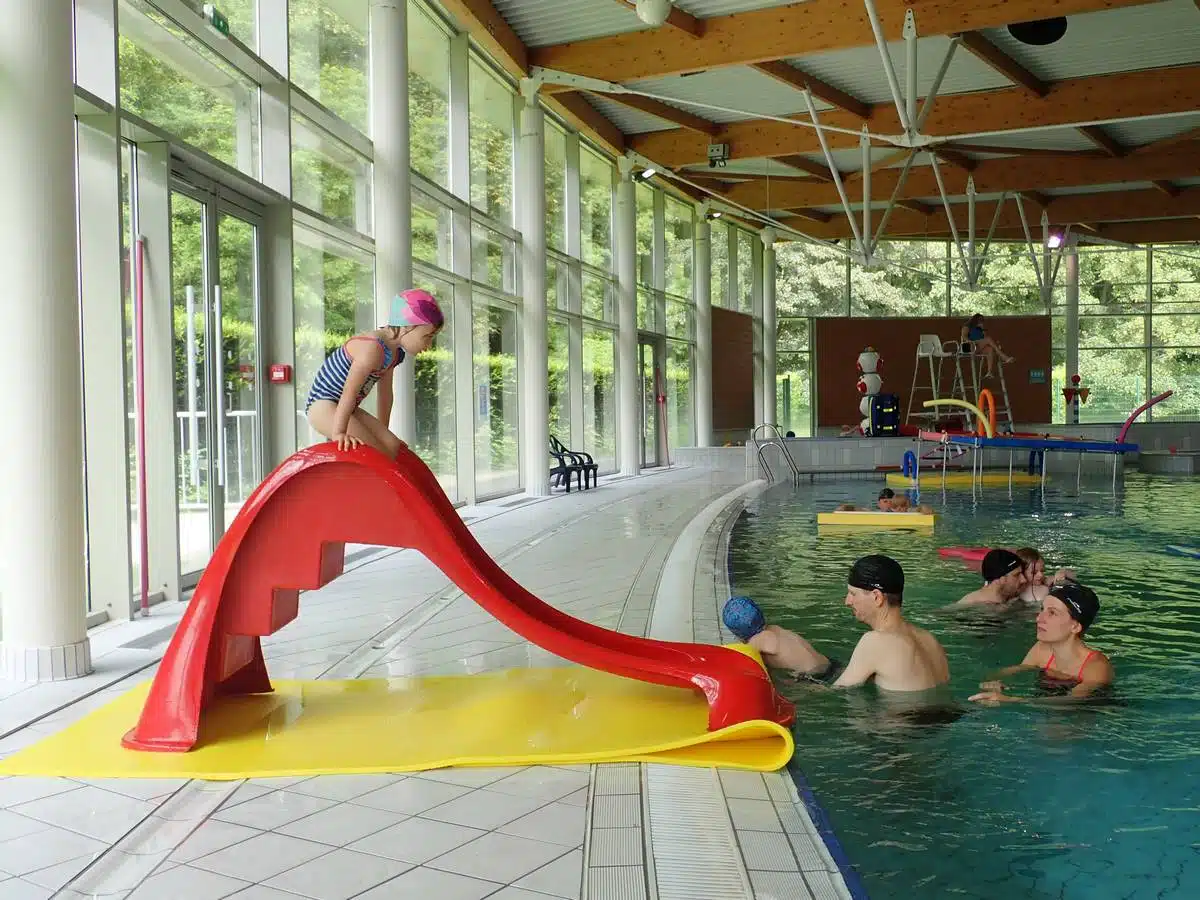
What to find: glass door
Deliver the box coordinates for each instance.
[639,335,665,469]
[169,182,263,578]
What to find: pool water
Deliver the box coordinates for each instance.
[729,474,1200,900]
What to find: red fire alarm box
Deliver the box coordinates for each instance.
[268,364,292,384]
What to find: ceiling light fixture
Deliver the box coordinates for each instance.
[635,0,673,28]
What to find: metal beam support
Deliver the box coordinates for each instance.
[973,191,1007,283]
[967,175,977,286]
[916,37,960,132]
[871,150,918,251]
[1015,193,1046,297]
[861,128,872,261]
[863,0,914,134]
[904,10,918,132]
[930,153,971,276]
[802,89,866,257]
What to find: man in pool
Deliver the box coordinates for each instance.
[836,488,933,515]
[721,555,950,692]
[970,582,1113,704]
[950,548,1027,608]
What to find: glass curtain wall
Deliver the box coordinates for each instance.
[776,238,1200,426]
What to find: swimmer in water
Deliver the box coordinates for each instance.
[722,555,950,692]
[836,488,933,515]
[1014,547,1078,605]
[970,582,1113,704]
[949,548,1026,609]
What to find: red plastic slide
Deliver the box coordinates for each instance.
[122,444,794,752]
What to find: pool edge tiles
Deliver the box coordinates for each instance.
[719,488,865,900]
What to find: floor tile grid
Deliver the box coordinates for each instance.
[691,489,854,900]
[0,469,738,899]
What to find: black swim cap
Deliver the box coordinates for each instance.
[848,554,904,596]
[1050,582,1100,631]
[981,548,1023,583]
[878,488,896,500]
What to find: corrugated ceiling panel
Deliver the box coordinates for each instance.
[676,0,802,14]
[955,127,1096,151]
[682,158,819,177]
[628,66,830,124]
[1103,114,1200,149]
[793,36,1013,107]
[583,94,678,135]
[979,0,1200,81]
[492,0,644,48]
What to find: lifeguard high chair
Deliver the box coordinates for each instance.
[904,334,1014,433]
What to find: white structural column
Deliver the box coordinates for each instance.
[616,157,640,476]
[518,82,550,495]
[0,0,92,679]
[369,0,415,442]
[751,238,765,427]
[762,228,778,428]
[693,206,713,447]
[1064,238,1081,425]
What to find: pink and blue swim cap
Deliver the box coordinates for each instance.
[388,289,444,328]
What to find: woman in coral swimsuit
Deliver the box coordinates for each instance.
[970,582,1114,704]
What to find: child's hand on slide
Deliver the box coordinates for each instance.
[334,433,362,451]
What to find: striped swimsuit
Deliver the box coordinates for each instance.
[305,336,405,411]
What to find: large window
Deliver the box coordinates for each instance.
[118,0,261,177]
[473,301,520,497]
[737,229,754,313]
[1151,246,1200,420]
[408,0,452,188]
[665,340,694,451]
[776,320,812,436]
[665,196,693,301]
[468,59,514,224]
[289,0,369,134]
[580,146,612,272]
[851,240,946,318]
[711,219,729,308]
[412,269,458,498]
[291,112,371,232]
[545,122,568,253]
[548,318,572,446]
[292,225,376,446]
[583,326,617,472]
[636,183,656,287]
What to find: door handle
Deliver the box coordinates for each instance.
[214,284,227,488]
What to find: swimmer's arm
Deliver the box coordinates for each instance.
[830,633,878,689]
[376,367,396,430]
[983,645,1045,682]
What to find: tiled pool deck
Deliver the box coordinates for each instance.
[0,467,851,900]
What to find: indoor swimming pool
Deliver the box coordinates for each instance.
[729,474,1200,900]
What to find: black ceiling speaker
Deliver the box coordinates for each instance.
[1008,17,1068,45]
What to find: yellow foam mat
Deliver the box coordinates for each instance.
[0,667,794,780]
[886,472,1043,487]
[816,510,935,528]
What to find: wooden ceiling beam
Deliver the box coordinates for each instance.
[529,0,1159,83]
[721,142,1200,210]
[615,0,705,37]
[585,91,720,136]
[751,61,873,119]
[775,154,838,182]
[628,63,1200,167]
[435,0,626,156]
[778,187,1200,240]
[956,31,1049,98]
[550,91,626,154]
[1078,125,1128,157]
[780,219,1200,244]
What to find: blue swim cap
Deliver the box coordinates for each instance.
[722,596,766,642]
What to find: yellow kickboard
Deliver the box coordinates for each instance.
[816,510,935,528]
[886,472,1043,488]
[0,666,794,780]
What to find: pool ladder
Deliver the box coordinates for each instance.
[752,424,800,483]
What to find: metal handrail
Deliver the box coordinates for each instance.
[748,439,796,482]
[751,423,786,443]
